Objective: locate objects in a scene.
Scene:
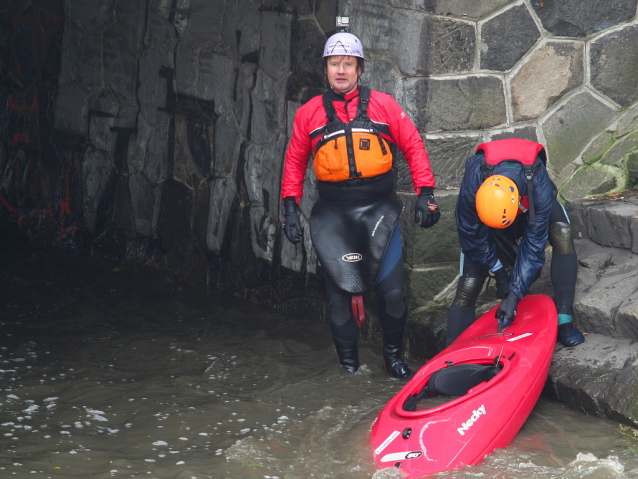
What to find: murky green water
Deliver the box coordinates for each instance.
[1,236,637,478]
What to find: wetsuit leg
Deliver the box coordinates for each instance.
[375,226,410,378]
[548,200,584,347]
[325,274,359,372]
[446,254,488,346]
[548,200,577,318]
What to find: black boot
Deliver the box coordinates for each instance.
[382,329,410,379]
[333,337,359,372]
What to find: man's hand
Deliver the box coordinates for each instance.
[283,197,303,244]
[496,291,520,332]
[415,187,440,229]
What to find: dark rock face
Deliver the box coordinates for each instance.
[531,0,638,37]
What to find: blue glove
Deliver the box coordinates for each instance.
[496,291,520,332]
[282,197,303,244]
[415,187,440,229]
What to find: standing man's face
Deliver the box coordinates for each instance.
[325,55,362,95]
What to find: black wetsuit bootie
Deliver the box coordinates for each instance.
[382,329,410,379]
[333,337,359,372]
[558,322,585,347]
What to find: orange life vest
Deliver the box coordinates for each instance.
[311,87,393,182]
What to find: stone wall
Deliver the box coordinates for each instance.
[1,0,638,324]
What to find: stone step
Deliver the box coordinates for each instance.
[565,197,638,253]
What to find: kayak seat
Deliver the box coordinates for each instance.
[403,363,501,411]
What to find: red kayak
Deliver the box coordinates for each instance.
[371,294,558,478]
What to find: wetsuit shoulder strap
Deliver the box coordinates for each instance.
[523,162,543,226]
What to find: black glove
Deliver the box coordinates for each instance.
[283,197,303,244]
[492,267,510,300]
[496,291,520,332]
[415,187,440,229]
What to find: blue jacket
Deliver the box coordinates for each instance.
[456,154,555,299]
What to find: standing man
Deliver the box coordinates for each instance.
[281,30,439,378]
[447,138,585,348]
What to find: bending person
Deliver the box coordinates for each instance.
[281,31,439,378]
[447,139,584,348]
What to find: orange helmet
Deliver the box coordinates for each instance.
[475,175,519,228]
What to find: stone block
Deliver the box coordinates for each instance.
[215,112,241,177]
[82,147,114,232]
[560,167,616,200]
[88,114,116,153]
[590,24,638,108]
[144,0,178,47]
[259,11,292,80]
[627,151,638,181]
[405,76,506,133]
[181,0,224,45]
[531,0,638,37]
[389,9,475,76]
[221,0,261,59]
[58,21,82,86]
[261,133,287,215]
[250,205,277,262]
[207,177,237,254]
[114,0,146,52]
[174,30,200,98]
[251,70,287,145]
[103,24,138,104]
[346,0,392,60]
[66,0,116,33]
[601,131,638,166]
[489,126,538,142]
[423,135,482,189]
[406,190,461,266]
[173,111,208,189]
[582,130,615,165]
[548,333,638,427]
[137,43,172,126]
[406,263,459,310]
[315,0,338,33]
[368,53,404,101]
[511,41,584,121]
[54,83,88,135]
[235,63,257,137]
[617,103,638,138]
[287,18,326,102]
[587,201,638,249]
[198,49,236,114]
[414,0,513,20]
[541,91,618,173]
[479,4,540,72]
[244,142,266,204]
[158,178,193,253]
[573,245,638,337]
[128,171,161,237]
[127,115,150,173]
[143,124,171,184]
[616,291,638,341]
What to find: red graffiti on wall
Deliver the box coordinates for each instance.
[1,8,64,233]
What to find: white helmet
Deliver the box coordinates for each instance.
[323,32,365,59]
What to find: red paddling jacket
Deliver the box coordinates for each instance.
[281,87,435,200]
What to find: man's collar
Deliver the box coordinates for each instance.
[327,87,361,102]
